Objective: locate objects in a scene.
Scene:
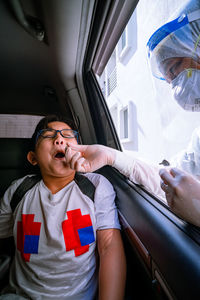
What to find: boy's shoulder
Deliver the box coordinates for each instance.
[7,174,37,192]
[4,174,40,203]
[83,172,113,190]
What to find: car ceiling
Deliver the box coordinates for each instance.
[0,0,88,116]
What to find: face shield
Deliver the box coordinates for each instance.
[147,9,200,81]
[147,5,200,111]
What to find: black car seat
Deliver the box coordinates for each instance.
[0,138,32,289]
[0,138,33,197]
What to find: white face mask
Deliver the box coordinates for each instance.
[171,69,200,111]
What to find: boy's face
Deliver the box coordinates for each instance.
[27,121,78,179]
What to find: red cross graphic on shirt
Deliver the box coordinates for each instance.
[62,209,95,257]
[17,214,41,262]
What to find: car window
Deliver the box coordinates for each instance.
[0,115,43,138]
[96,0,200,202]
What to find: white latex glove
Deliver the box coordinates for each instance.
[65,143,115,172]
[159,167,200,227]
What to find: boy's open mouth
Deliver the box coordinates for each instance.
[54,151,65,159]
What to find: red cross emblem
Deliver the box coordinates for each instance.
[62,209,95,256]
[17,214,41,262]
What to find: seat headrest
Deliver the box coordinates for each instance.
[0,138,30,169]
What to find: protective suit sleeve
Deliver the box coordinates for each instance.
[112,150,166,202]
[170,127,200,179]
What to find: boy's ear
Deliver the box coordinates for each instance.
[27,151,38,166]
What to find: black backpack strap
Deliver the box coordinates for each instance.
[10,175,41,213]
[74,173,95,202]
[10,173,95,213]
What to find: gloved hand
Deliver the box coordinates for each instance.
[159,167,200,227]
[65,143,115,172]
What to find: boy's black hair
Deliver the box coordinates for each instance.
[29,114,79,151]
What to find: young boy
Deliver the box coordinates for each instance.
[0,115,126,300]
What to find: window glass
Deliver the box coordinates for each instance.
[0,115,43,138]
[120,107,128,139]
[96,0,200,201]
[106,51,117,96]
[121,30,126,51]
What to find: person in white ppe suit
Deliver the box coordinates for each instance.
[146,0,200,227]
[146,0,200,179]
[147,0,200,111]
[65,0,200,228]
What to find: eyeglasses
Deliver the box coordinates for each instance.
[36,128,78,143]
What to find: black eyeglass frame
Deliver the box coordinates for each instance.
[35,128,79,144]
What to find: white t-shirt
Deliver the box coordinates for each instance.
[0,173,120,300]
